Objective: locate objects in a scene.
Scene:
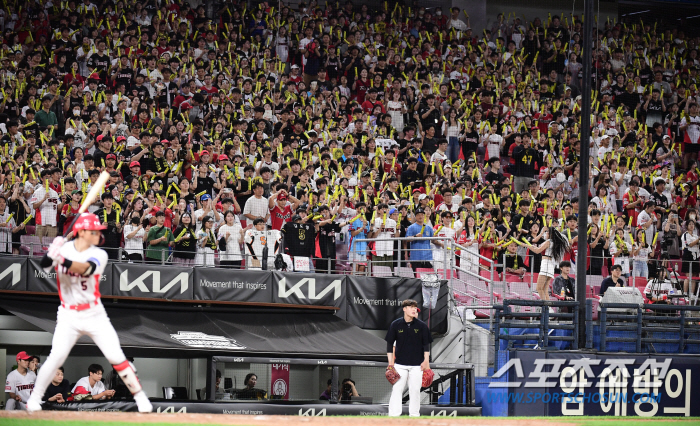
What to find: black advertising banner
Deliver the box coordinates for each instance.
[43,400,480,416]
[0,257,26,291]
[271,272,346,313]
[346,276,420,329]
[193,268,272,302]
[507,350,700,417]
[346,276,449,333]
[27,258,112,296]
[112,263,193,300]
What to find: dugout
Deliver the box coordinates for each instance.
[0,294,480,416]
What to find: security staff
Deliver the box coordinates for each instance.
[385,299,432,417]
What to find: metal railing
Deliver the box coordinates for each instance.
[493,299,580,353]
[599,302,700,352]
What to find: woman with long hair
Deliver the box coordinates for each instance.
[195,216,218,266]
[172,212,197,267]
[455,212,479,275]
[588,223,609,275]
[218,211,245,268]
[526,226,570,301]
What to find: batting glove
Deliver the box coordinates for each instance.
[47,237,66,263]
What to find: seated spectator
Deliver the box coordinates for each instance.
[43,367,70,403]
[5,351,36,410]
[600,265,625,296]
[319,379,333,400]
[71,364,115,401]
[199,369,223,400]
[237,373,267,400]
[553,261,575,300]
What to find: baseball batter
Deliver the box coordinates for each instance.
[26,213,152,413]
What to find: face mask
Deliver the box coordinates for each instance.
[73,109,80,116]
[690,214,697,221]
[436,11,442,16]
[556,172,566,183]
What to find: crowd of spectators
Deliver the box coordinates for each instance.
[0,0,699,283]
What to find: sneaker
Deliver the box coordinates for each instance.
[134,391,153,413]
[27,399,42,413]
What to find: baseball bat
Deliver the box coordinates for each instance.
[40,171,110,268]
[63,170,111,238]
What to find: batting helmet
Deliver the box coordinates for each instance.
[73,213,107,232]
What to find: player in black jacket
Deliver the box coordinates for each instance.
[385,299,432,417]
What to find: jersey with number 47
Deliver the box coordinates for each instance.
[55,241,109,306]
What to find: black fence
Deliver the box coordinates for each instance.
[493,298,700,355]
[599,302,700,352]
[493,299,580,351]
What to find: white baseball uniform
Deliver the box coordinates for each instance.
[27,242,132,405]
[5,369,36,410]
[72,376,106,396]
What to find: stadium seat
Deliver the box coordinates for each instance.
[590,298,600,320]
[20,235,43,257]
[436,269,452,280]
[509,282,534,299]
[395,266,414,278]
[630,277,648,290]
[415,268,436,277]
[372,266,393,277]
[163,386,188,400]
[504,273,523,282]
[522,273,539,285]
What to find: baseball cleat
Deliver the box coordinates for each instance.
[134,391,153,413]
[26,399,42,413]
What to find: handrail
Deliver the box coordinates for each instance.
[493,299,580,366]
[599,302,700,352]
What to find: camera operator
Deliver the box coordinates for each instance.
[644,267,681,304]
[661,204,682,259]
[681,219,700,296]
[339,378,360,402]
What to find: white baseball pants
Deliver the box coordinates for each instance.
[388,364,422,417]
[28,304,127,403]
[5,400,26,410]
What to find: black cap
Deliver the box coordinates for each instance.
[292,214,302,222]
[415,208,425,215]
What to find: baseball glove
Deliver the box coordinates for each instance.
[422,368,435,387]
[385,365,401,385]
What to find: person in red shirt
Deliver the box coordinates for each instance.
[622,180,643,227]
[58,190,82,235]
[533,103,553,135]
[199,75,219,98]
[268,189,302,230]
[173,84,194,109]
[361,88,385,114]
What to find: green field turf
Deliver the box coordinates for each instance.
[1,417,700,426]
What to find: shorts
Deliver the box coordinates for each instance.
[540,257,556,278]
[349,251,367,262]
[684,142,700,154]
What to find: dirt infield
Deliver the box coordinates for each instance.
[0,410,583,425]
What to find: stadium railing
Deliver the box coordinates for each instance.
[599,302,700,353]
[493,299,580,352]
